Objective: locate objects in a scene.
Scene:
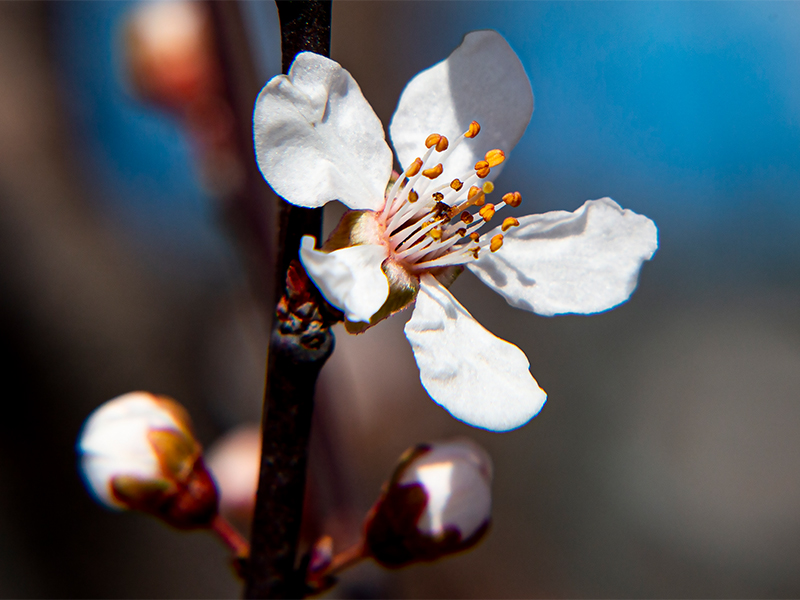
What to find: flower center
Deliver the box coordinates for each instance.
[379,121,522,273]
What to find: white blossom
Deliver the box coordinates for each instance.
[254,30,658,431]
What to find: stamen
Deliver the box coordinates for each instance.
[456,227,467,237]
[422,164,444,179]
[425,133,441,148]
[432,192,444,202]
[465,121,481,138]
[407,158,423,177]
[435,136,449,152]
[430,228,442,240]
[485,149,505,168]
[408,190,419,203]
[470,232,480,242]
[460,211,474,224]
[467,186,481,200]
[502,191,522,207]
[478,204,496,222]
[450,179,463,191]
[474,161,491,178]
[482,181,494,194]
[502,216,520,232]
[490,234,504,252]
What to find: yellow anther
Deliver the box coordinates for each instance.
[465,121,481,138]
[490,234,504,252]
[408,190,419,203]
[457,227,467,237]
[432,192,444,202]
[470,232,481,242]
[482,181,494,194]
[425,133,441,148]
[422,164,444,179]
[502,191,522,207]
[407,158,423,177]
[485,149,505,168]
[479,203,496,222]
[467,185,481,200]
[435,136,449,152]
[430,228,442,240]
[501,216,520,232]
[460,211,474,224]
[450,179,464,191]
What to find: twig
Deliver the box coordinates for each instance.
[244,2,334,598]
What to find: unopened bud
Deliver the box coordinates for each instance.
[78,392,218,529]
[364,439,492,568]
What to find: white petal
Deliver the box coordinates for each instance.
[468,198,658,316]
[254,52,393,210]
[299,236,390,324]
[404,275,546,432]
[390,30,533,179]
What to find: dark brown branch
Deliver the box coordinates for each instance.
[245,2,334,598]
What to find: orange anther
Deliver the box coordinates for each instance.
[502,191,522,207]
[432,192,444,202]
[422,164,444,179]
[470,232,481,242]
[485,149,505,167]
[501,216,520,232]
[465,121,481,138]
[490,234,504,252]
[435,136,449,152]
[474,160,491,178]
[467,185,481,200]
[407,158,423,177]
[450,179,464,191]
[460,211,474,224]
[425,133,441,148]
[457,227,467,237]
[479,204,495,222]
[408,190,419,203]
[470,247,480,259]
[430,228,442,240]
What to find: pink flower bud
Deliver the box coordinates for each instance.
[365,439,493,567]
[78,392,218,529]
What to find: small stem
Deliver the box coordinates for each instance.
[212,514,251,559]
[324,541,367,578]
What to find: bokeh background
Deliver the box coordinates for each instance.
[2,1,800,597]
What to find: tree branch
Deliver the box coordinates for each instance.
[244,2,333,598]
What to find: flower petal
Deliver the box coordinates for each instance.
[254,52,393,210]
[299,235,390,323]
[404,275,546,431]
[390,30,533,179]
[468,198,658,316]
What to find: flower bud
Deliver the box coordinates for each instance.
[364,439,492,568]
[78,392,218,529]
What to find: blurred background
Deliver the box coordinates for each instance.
[2,1,800,597]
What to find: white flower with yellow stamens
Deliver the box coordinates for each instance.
[254,30,658,431]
